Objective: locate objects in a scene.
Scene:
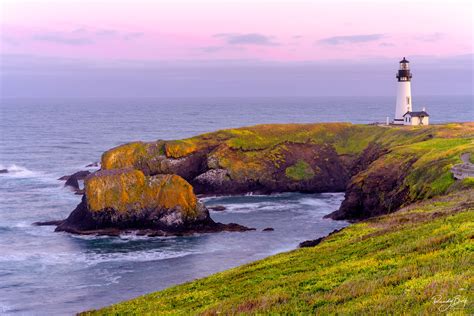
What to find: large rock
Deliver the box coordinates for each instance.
[54,169,251,236]
[101,141,208,181]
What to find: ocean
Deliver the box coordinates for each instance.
[0,96,472,315]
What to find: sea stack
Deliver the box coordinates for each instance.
[53,169,252,236]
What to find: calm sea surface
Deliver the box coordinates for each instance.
[0,96,472,315]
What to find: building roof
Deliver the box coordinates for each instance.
[403,111,429,117]
[400,57,409,63]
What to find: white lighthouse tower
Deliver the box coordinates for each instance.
[394,57,412,124]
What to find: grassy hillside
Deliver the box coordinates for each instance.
[84,188,474,315]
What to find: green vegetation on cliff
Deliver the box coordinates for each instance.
[84,189,474,315]
[285,160,315,181]
[100,122,474,218]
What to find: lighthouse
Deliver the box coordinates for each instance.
[394,57,412,124]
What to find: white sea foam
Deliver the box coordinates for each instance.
[85,249,195,265]
[0,164,37,178]
[1,303,15,314]
[222,203,269,213]
[298,198,328,207]
[12,221,31,228]
[0,248,196,266]
[68,231,179,242]
[201,192,289,203]
[0,221,33,230]
[0,164,59,185]
[68,234,111,241]
[207,193,344,214]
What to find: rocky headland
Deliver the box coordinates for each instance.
[42,122,474,236]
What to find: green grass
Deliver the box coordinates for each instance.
[84,189,474,315]
[285,160,315,181]
[395,138,474,200]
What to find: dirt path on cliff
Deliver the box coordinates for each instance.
[452,152,474,179]
[461,152,472,164]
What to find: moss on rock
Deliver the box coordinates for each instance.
[101,142,146,170]
[85,168,146,213]
[85,169,197,219]
[285,160,315,181]
[165,139,199,158]
[101,142,165,172]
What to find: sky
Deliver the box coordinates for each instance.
[0,0,472,97]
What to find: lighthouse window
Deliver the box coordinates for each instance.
[406,97,410,105]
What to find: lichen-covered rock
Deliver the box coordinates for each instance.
[55,169,251,236]
[84,169,197,217]
[165,140,199,158]
[192,142,350,194]
[101,142,154,170]
[101,141,207,180]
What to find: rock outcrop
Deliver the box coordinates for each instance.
[326,156,416,220]
[59,170,92,192]
[54,169,252,236]
[101,136,352,196]
[192,142,350,195]
[50,122,474,232]
[100,141,208,180]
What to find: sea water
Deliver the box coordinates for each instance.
[0,96,472,314]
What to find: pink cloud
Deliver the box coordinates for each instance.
[1,0,471,61]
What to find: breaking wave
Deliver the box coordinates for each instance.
[0,164,38,178]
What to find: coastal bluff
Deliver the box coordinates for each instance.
[100,122,473,218]
[47,122,473,235]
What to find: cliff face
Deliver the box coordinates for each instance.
[331,155,415,220]
[56,169,250,235]
[100,123,374,195]
[331,127,474,220]
[192,142,350,195]
[61,122,474,229]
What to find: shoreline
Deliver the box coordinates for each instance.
[26,121,473,313]
[82,189,473,314]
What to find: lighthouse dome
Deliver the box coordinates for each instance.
[400,57,409,63]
